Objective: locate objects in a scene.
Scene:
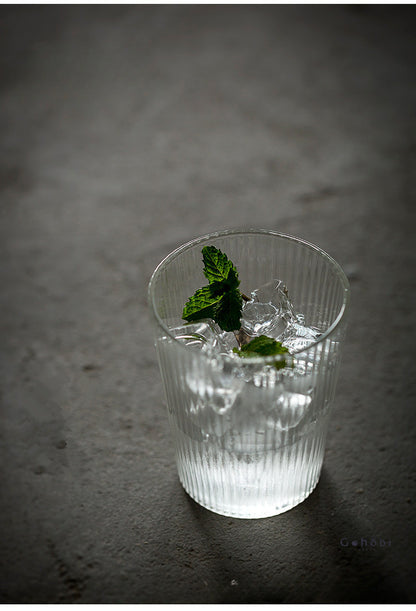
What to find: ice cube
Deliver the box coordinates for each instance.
[251,279,297,318]
[281,322,321,352]
[267,390,312,430]
[171,320,220,350]
[247,282,324,352]
[216,330,241,355]
[240,301,284,337]
[185,360,243,416]
[240,279,299,340]
[183,365,242,440]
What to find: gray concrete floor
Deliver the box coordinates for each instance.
[1,5,415,603]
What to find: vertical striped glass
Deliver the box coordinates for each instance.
[148,230,350,518]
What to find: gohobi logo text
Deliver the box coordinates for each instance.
[340,537,391,549]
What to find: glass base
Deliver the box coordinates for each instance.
[174,421,327,519]
[180,474,321,519]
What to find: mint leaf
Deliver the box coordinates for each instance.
[182,246,243,332]
[182,285,223,323]
[233,335,290,369]
[202,246,239,289]
[215,288,243,332]
[182,285,242,332]
[235,335,289,357]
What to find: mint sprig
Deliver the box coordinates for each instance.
[181,246,292,370]
[232,335,290,369]
[182,246,242,332]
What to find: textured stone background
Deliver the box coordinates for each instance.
[1,5,415,603]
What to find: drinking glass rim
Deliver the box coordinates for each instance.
[148,228,350,361]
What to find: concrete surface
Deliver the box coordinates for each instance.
[1,5,415,603]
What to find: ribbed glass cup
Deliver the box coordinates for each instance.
[148,230,350,518]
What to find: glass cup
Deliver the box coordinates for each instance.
[148,230,350,518]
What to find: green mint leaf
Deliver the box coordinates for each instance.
[233,335,290,369]
[182,285,224,323]
[215,288,243,332]
[235,335,290,356]
[206,279,231,297]
[202,246,240,289]
[222,267,240,291]
[182,246,243,332]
